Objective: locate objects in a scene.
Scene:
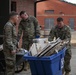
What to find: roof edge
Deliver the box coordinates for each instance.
[60,0,76,6]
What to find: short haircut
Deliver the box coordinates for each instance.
[19,11,26,16]
[9,11,18,18]
[57,17,63,22]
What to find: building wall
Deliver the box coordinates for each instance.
[11,0,34,15]
[37,0,76,30]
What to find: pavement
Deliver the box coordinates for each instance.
[15,70,31,75]
[71,46,76,75]
[15,31,76,75]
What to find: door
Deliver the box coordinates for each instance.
[45,18,54,30]
[0,0,10,44]
[69,18,74,30]
[44,18,54,36]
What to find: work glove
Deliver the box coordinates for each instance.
[35,35,40,38]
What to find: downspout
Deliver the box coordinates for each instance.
[34,0,47,17]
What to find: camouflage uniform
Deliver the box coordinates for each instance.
[17,16,40,50]
[48,25,72,73]
[3,21,17,75]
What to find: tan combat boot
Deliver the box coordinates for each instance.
[65,72,70,75]
[24,61,30,71]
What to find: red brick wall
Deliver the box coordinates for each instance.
[37,0,76,30]
[11,0,34,15]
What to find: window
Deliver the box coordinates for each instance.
[11,1,16,12]
[45,18,54,30]
[45,10,54,14]
[69,18,74,30]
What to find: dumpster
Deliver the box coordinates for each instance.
[24,47,66,75]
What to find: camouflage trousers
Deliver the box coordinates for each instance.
[3,48,16,75]
[22,39,33,50]
[21,39,33,70]
[64,46,72,73]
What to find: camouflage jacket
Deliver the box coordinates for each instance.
[3,21,17,51]
[17,16,40,41]
[48,25,71,43]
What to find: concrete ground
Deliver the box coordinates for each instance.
[15,70,31,75]
[15,31,76,75]
[71,46,76,75]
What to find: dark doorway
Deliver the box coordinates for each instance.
[0,0,10,45]
[11,1,16,12]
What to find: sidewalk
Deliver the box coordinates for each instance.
[71,46,76,75]
[15,70,31,75]
[71,31,76,46]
